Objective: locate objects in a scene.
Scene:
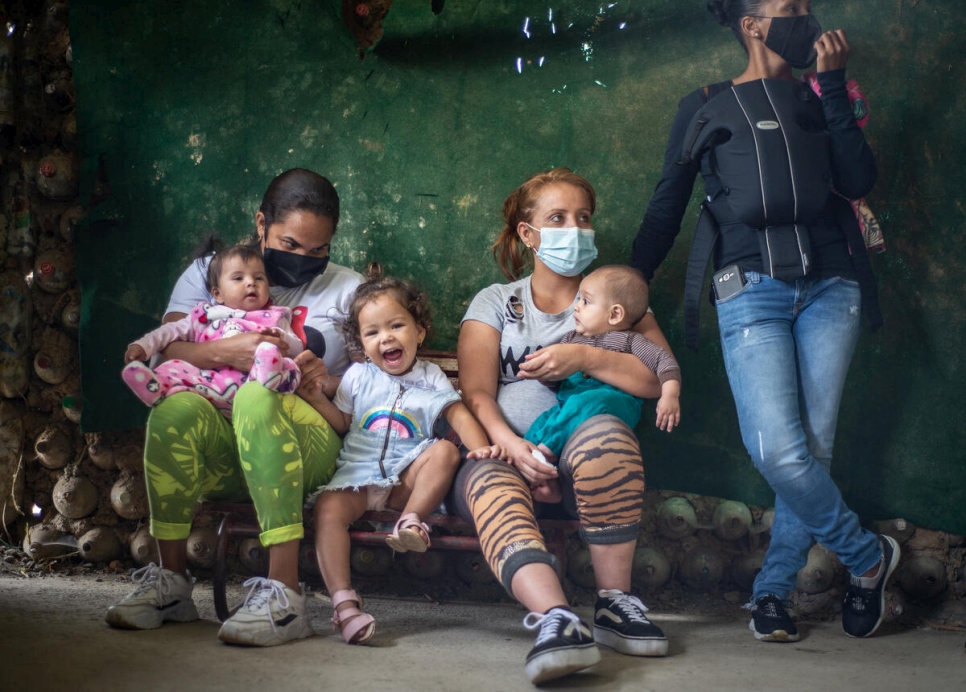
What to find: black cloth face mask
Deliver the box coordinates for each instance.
[263,247,329,288]
[763,15,822,69]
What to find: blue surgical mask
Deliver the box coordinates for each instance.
[525,223,598,277]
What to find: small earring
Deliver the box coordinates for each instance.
[756,32,761,38]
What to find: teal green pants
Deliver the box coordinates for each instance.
[144,382,340,546]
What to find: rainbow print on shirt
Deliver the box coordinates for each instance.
[360,408,421,438]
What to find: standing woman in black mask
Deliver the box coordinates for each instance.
[106,169,363,647]
[632,1,899,643]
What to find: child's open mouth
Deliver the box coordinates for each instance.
[382,348,404,367]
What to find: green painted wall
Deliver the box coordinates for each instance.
[72,1,966,534]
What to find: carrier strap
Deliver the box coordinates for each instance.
[677,113,712,166]
[684,203,720,352]
[834,197,883,332]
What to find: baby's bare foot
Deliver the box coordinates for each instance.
[531,479,562,504]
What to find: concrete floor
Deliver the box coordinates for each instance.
[1,573,962,692]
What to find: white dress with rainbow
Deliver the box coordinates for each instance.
[320,360,461,491]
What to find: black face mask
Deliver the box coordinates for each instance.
[263,247,329,288]
[763,15,822,69]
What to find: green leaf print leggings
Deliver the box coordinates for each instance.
[144,382,340,546]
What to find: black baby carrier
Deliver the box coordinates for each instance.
[678,78,832,350]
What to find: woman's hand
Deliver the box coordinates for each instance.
[815,29,849,73]
[501,435,558,486]
[517,344,582,382]
[182,331,286,371]
[294,350,333,403]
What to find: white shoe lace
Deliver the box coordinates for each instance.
[239,577,290,630]
[601,590,650,623]
[127,563,183,604]
[523,608,582,646]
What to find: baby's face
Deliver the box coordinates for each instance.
[358,294,426,377]
[573,273,614,337]
[211,256,270,311]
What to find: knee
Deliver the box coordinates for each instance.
[313,493,342,530]
[468,456,522,489]
[462,458,527,515]
[146,392,212,430]
[745,429,806,475]
[233,381,275,414]
[563,415,643,470]
[435,440,460,469]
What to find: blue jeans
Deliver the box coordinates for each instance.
[715,272,881,600]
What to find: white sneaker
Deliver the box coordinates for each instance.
[217,577,314,647]
[105,563,199,630]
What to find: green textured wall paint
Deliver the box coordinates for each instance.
[72,1,966,534]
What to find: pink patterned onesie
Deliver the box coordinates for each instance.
[122,302,303,417]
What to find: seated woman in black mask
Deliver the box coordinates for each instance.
[106,168,363,648]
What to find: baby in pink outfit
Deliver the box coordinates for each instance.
[122,243,303,418]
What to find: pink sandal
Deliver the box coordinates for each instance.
[385,512,431,553]
[331,589,375,644]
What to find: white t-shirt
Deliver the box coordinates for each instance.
[165,257,363,377]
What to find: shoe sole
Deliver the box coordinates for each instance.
[748,618,800,642]
[845,535,901,639]
[105,601,199,630]
[386,529,428,554]
[218,618,315,647]
[526,643,601,685]
[594,626,669,656]
[347,620,376,645]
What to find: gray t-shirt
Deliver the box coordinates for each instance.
[461,275,575,435]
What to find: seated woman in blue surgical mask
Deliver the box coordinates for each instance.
[454,167,673,685]
[106,168,363,648]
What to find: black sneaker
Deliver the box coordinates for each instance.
[523,607,600,685]
[842,535,900,638]
[748,594,800,642]
[593,589,669,656]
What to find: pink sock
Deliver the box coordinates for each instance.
[249,343,302,393]
[122,362,167,406]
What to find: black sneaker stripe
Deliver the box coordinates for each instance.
[274,614,298,627]
[156,600,182,611]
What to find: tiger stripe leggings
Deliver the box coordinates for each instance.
[453,414,645,595]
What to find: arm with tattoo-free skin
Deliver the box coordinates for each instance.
[458,319,557,487]
[443,401,504,460]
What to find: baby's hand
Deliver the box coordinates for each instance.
[655,394,681,433]
[259,326,282,339]
[124,344,148,364]
[467,444,504,460]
